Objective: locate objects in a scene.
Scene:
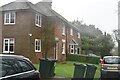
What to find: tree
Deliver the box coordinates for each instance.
[71,20,114,57]
[113,30,119,42]
[113,29,120,55]
[81,33,114,58]
[41,18,55,59]
[98,33,114,58]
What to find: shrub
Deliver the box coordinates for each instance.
[66,54,100,64]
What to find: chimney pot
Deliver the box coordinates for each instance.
[42,0,52,2]
[41,0,52,8]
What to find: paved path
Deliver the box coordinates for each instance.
[41,76,71,80]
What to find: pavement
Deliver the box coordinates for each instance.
[41,76,72,80]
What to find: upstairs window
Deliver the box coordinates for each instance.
[35,39,41,52]
[3,38,15,53]
[62,23,65,35]
[77,33,80,38]
[70,28,73,36]
[4,12,15,24]
[35,14,42,27]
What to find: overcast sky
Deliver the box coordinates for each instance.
[0,0,119,34]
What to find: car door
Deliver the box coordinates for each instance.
[1,59,19,80]
[1,58,39,80]
[15,59,40,80]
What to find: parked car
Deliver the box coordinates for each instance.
[87,53,97,57]
[0,54,40,80]
[100,56,120,79]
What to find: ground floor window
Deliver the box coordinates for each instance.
[3,38,15,53]
[70,45,77,54]
[62,39,65,54]
[35,39,41,52]
[62,42,65,54]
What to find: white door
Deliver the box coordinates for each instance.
[55,43,58,60]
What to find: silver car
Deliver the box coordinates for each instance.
[101,56,120,79]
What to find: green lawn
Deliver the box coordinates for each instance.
[34,61,100,78]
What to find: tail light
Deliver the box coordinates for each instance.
[101,59,104,69]
[36,73,41,80]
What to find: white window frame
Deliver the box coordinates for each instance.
[62,39,65,54]
[70,28,73,36]
[35,14,42,27]
[62,23,65,35]
[3,38,15,53]
[35,39,41,52]
[77,33,80,38]
[70,45,74,54]
[4,12,16,25]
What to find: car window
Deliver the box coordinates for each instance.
[104,57,120,64]
[17,60,34,72]
[1,59,34,77]
[1,59,17,77]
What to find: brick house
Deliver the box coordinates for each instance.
[0,0,81,63]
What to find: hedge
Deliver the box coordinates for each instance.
[66,54,100,64]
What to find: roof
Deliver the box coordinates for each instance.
[35,2,54,16]
[70,39,78,45]
[0,54,24,58]
[0,2,30,11]
[35,2,79,31]
[50,10,79,31]
[0,0,79,31]
[0,1,47,16]
[104,56,120,59]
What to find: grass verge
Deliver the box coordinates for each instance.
[34,61,100,78]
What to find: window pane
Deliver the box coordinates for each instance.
[5,46,8,51]
[36,40,38,46]
[17,60,33,72]
[38,40,40,45]
[38,46,40,50]
[9,39,14,52]
[36,46,38,50]
[2,60,16,77]
[5,40,8,44]
[3,38,15,53]
[72,45,74,48]
[5,13,9,23]
[105,57,120,64]
[10,13,15,23]
[4,40,9,51]
[39,16,41,26]
[9,45,13,52]
[10,19,14,23]
[62,26,65,34]
[62,43,65,54]
[35,39,41,52]
[36,15,38,24]
[35,14,41,27]
[10,38,14,43]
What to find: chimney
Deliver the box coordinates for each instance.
[41,0,52,8]
[15,0,28,2]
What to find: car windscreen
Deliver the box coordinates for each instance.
[104,57,120,64]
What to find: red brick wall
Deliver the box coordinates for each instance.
[2,10,56,63]
[1,9,81,63]
[55,21,66,62]
[2,10,45,63]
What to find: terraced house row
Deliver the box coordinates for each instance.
[0,0,81,63]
